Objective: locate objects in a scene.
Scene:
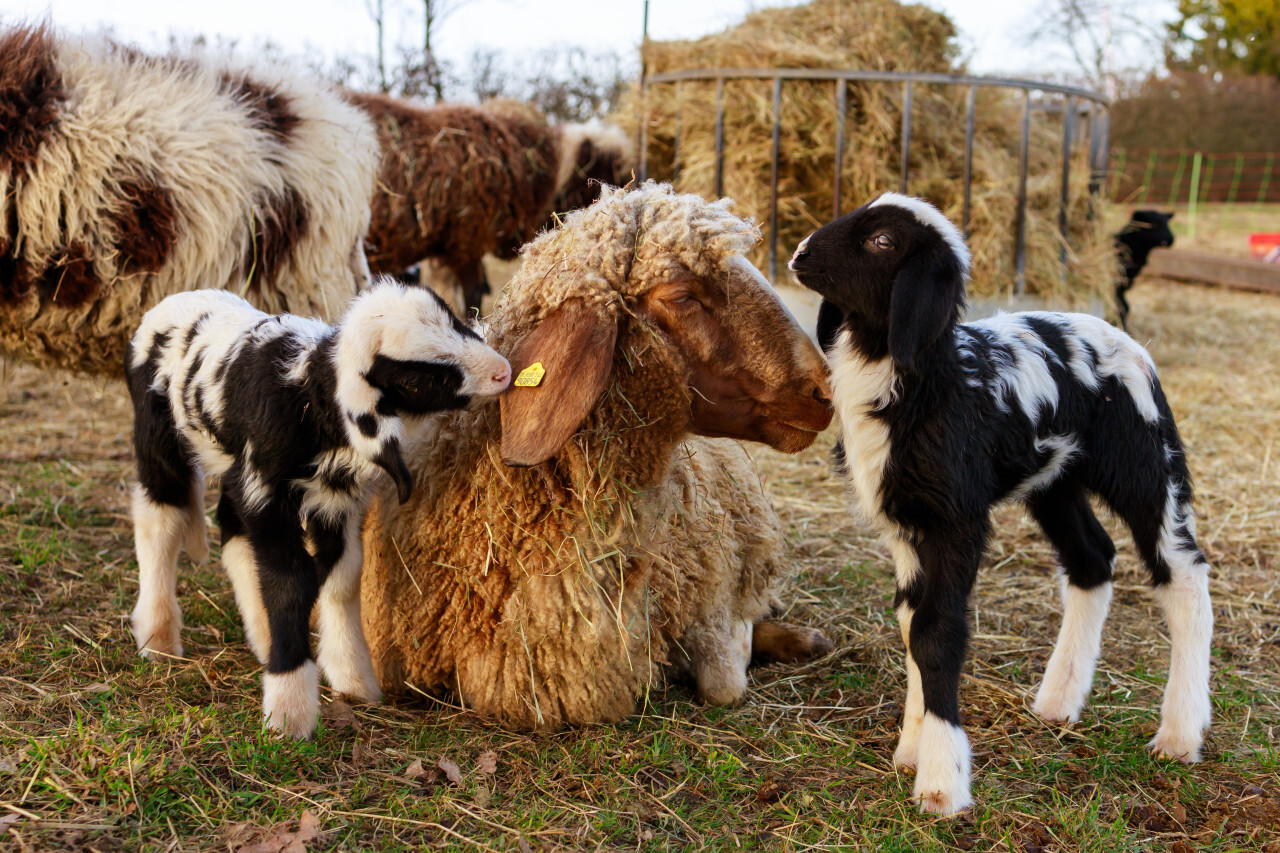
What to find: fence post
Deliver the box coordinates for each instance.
[1228,153,1244,204]
[1169,150,1188,205]
[672,80,682,184]
[1258,153,1275,207]
[1140,149,1158,204]
[1188,150,1202,241]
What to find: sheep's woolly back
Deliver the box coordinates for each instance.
[0,26,378,375]
[360,182,786,729]
[489,182,760,338]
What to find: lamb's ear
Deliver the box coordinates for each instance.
[887,247,963,372]
[500,299,618,467]
[374,438,414,504]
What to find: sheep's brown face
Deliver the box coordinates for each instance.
[641,256,832,452]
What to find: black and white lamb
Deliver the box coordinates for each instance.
[125,279,512,738]
[790,193,1212,816]
[1115,210,1175,330]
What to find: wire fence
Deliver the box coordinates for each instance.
[1110,148,1280,206]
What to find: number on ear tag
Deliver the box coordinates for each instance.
[514,362,546,387]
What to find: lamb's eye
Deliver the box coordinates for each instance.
[398,377,420,394]
[873,233,895,250]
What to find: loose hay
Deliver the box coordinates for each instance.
[620,0,1115,305]
[1,279,1278,848]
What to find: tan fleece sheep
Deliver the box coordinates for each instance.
[360,182,835,729]
[0,26,378,375]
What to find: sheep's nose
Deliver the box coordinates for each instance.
[492,363,512,387]
[812,386,831,406]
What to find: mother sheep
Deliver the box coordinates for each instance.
[360,182,836,729]
[0,26,377,375]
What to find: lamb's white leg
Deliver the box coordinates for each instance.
[894,604,925,769]
[1034,572,1113,722]
[315,512,382,703]
[221,536,272,665]
[184,472,209,565]
[263,659,320,739]
[914,711,973,816]
[1150,563,1213,762]
[131,485,189,659]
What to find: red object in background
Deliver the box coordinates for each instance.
[1249,233,1280,262]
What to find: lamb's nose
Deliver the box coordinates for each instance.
[493,363,511,386]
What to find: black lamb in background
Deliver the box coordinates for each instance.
[1115,210,1175,330]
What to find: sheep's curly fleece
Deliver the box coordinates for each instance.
[360,183,791,729]
[0,27,377,375]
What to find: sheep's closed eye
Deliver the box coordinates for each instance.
[398,376,421,394]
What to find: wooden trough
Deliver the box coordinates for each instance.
[1145,248,1280,295]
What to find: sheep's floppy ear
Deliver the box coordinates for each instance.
[500,299,618,467]
[887,248,963,372]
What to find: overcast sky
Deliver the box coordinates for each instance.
[1,0,1175,83]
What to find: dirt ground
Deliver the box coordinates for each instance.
[1,278,1278,851]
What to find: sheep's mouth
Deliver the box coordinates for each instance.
[762,419,826,453]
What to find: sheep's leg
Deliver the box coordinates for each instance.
[893,603,926,770]
[897,534,980,816]
[685,613,752,707]
[130,484,193,659]
[456,260,489,317]
[1123,488,1213,762]
[247,503,321,739]
[1029,483,1116,723]
[314,512,382,704]
[217,492,271,664]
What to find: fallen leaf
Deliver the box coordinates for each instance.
[518,838,534,853]
[295,811,321,844]
[439,756,463,786]
[474,787,492,808]
[322,699,356,731]
[0,813,21,830]
[404,758,426,780]
[84,682,112,694]
[476,750,498,775]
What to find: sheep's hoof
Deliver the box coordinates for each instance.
[914,785,973,817]
[893,740,919,770]
[751,621,835,663]
[1148,729,1204,764]
[131,607,183,661]
[262,662,320,740]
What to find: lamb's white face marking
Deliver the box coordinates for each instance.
[827,330,898,528]
[1034,572,1113,723]
[869,192,971,277]
[788,233,812,270]
[914,712,973,815]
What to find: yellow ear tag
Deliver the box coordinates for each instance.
[514,362,546,387]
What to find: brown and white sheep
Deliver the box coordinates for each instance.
[348,91,631,315]
[0,26,378,376]
[359,182,835,730]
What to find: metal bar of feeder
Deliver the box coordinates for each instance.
[1014,89,1030,295]
[770,75,782,283]
[900,80,913,194]
[672,80,681,184]
[834,79,846,219]
[713,77,725,198]
[1059,95,1074,280]
[962,84,975,235]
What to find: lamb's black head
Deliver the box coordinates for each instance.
[1119,210,1175,250]
[789,192,970,372]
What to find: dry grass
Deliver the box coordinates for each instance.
[619,0,1115,306]
[1,279,1278,851]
